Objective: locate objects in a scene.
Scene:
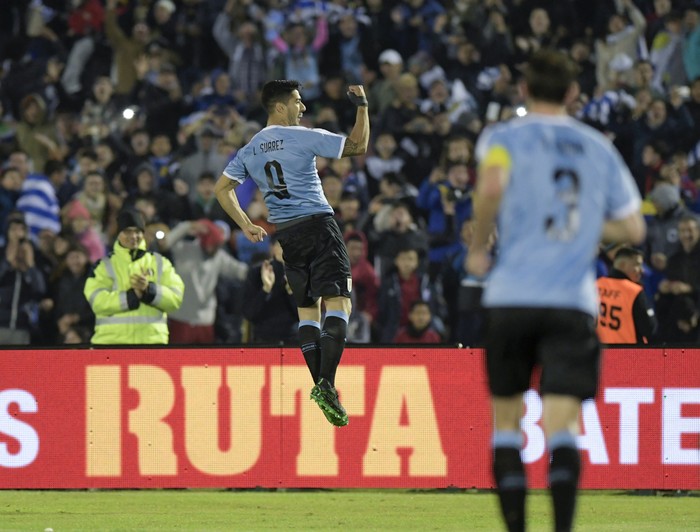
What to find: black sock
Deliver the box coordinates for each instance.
[548,431,580,532]
[318,312,348,386]
[298,321,321,383]
[492,431,526,532]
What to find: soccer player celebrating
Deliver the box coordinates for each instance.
[215,80,370,427]
[468,50,645,531]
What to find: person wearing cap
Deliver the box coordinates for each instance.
[644,181,699,271]
[83,208,184,344]
[161,218,248,344]
[151,0,178,53]
[369,49,405,116]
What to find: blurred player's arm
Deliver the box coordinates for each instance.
[467,145,511,277]
[601,212,646,246]
[215,175,268,243]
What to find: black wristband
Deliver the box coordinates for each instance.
[126,289,141,310]
[141,282,157,304]
[347,91,368,107]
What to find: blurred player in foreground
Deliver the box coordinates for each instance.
[468,49,645,532]
[215,79,369,426]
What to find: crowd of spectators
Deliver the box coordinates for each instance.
[1,0,700,346]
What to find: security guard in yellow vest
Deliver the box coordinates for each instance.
[84,209,184,344]
[596,246,656,344]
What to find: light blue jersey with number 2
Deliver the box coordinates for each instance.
[222,125,346,223]
[475,114,641,317]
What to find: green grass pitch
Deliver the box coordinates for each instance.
[0,489,698,531]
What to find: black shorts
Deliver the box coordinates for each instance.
[484,307,601,400]
[275,214,352,308]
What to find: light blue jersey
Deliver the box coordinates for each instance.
[475,114,641,317]
[222,125,346,223]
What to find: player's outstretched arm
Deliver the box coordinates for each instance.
[215,175,268,243]
[342,85,370,157]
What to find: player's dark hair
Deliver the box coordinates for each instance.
[261,80,302,114]
[524,49,579,104]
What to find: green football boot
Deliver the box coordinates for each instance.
[310,378,349,427]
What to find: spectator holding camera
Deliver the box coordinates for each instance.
[369,200,429,279]
[40,243,95,345]
[0,214,47,344]
[241,235,298,344]
[418,161,473,278]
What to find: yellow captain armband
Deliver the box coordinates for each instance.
[480,144,512,172]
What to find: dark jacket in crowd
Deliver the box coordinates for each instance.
[242,259,298,344]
